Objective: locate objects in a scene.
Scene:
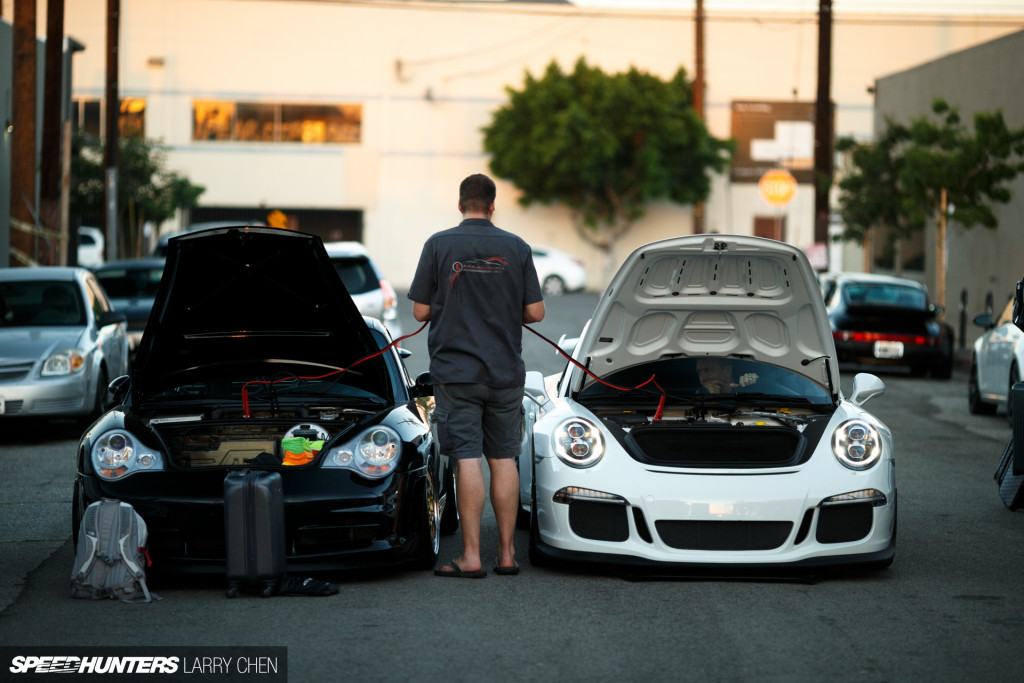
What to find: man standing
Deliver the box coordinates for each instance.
[409,173,545,578]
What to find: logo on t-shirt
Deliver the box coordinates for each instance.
[449,256,508,290]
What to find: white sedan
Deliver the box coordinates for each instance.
[519,235,896,573]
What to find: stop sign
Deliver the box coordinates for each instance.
[759,169,797,207]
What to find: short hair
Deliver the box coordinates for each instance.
[459,174,496,213]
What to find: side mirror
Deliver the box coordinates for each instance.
[412,371,433,398]
[973,312,995,330]
[109,375,131,404]
[98,311,127,327]
[524,370,549,408]
[849,373,885,407]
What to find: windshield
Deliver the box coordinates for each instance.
[0,280,85,327]
[844,283,926,310]
[95,266,164,299]
[579,357,832,405]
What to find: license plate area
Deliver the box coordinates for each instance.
[873,340,904,359]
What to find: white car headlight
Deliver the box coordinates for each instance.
[42,349,85,376]
[323,426,401,479]
[832,420,882,470]
[553,418,605,468]
[91,430,165,480]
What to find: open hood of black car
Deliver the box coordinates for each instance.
[132,227,386,402]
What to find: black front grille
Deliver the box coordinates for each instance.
[626,424,807,468]
[816,503,873,544]
[655,519,793,550]
[0,363,33,382]
[568,501,629,542]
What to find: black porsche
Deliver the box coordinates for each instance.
[73,226,455,575]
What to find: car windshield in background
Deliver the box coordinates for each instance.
[579,358,832,405]
[332,256,379,295]
[0,281,85,326]
[845,284,927,310]
[94,266,164,299]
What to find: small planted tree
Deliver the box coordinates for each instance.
[836,99,1024,311]
[71,130,206,258]
[482,57,732,265]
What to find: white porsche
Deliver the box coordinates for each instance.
[519,235,896,572]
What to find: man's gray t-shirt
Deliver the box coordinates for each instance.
[408,218,543,387]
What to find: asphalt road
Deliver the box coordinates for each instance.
[1,292,1022,682]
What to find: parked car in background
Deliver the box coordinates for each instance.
[531,244,587,297]
[969,296,1022,419]
[92,258,166,356]
[77,227,105,268]
[821,272,954,379]
[519,235,895,573]
[0,267,129,422]
[73,227,454,576]
[324,241,402,340]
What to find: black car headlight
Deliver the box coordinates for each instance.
[323,426,401,479]
[832,420,882,470]
[553,418,605,468]
[91,430,165,480]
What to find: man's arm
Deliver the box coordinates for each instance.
[413,302,431,322]
[523,300,545,324]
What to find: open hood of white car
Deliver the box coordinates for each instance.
[569,234,839,398]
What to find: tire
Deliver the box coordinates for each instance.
[438,460,459,536]
[968,360,997,415]
[1009,364,1021,426]
[82,368,109,428]
[71,478,84,551]
[542,275,566,298]
[413,470,441,570]
[932,341,953,380]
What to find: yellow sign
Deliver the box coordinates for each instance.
[758,169,797,207]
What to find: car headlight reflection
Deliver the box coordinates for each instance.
[41,349,85,376]
[832,420,882,470]
[553,418,604,468]
[91,430,165,480]
[323,426,401,479]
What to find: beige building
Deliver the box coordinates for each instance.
[39,1,1024,291]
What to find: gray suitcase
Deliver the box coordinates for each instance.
[994,439,1024,511]
[223,470,286,597]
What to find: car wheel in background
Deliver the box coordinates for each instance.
[439,460,459,535]
[1009,364,1021,425]
[542,275,566,297]
[932,339,954,380]
[969,359,997,415]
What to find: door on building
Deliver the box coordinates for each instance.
[754,215,786,242]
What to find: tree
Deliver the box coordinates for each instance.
[71,130,206,258]
[482,58,732,262]
[836,99,1024,309]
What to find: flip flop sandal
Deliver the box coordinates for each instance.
[434,560,487,579]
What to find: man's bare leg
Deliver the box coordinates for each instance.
[440,457,485,573]
[487,456,519,569]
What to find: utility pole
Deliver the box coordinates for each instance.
[10,0,38,267]
[814,0,833,263]
[692,0,705,234]
[41,0,66,265]
[103,0,120,261]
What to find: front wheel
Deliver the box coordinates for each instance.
[412,471,441,570]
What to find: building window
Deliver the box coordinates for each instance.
[72,98,147,138]
[193,101,361,143]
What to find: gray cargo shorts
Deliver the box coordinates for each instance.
[433,383,524,460]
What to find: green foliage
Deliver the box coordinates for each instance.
[482,58,733,251]
[70,130,205,257]
[836,99,1024,245]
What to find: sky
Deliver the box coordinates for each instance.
[570,0,1024,15]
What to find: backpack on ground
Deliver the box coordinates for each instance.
[70,498,158,602]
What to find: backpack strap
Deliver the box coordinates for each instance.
[71,503,102,583]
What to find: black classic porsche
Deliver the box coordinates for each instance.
[73,226,455,575]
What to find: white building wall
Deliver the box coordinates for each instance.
[57,0,1024,290]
